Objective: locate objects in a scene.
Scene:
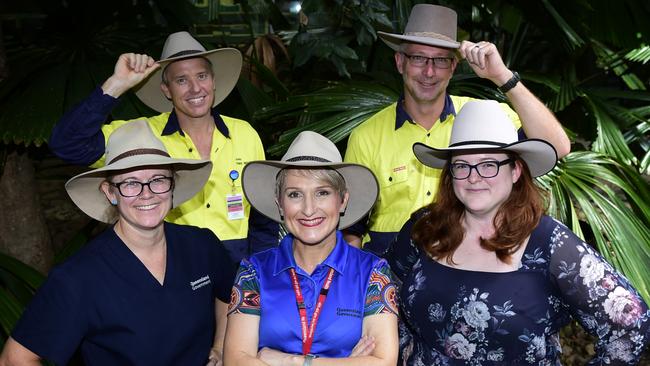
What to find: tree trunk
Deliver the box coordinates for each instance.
[0,149,54,274]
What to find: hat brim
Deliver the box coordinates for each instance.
[242,160,378,230]
[65,156,212,223]
[134,48,242,113]
[413,139,558,177]
[378,31,460,51]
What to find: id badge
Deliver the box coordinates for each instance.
[226,194,245,220]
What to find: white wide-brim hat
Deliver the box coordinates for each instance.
[378,4,460,51]
[412,100,558,177]
[134,31,242,112]
[65,120,212,223]
[242,131,378,229]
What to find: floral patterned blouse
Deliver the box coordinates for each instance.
[387,214,650,365]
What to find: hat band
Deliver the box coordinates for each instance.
[108,148,171,164]
[448,140,508,148]
[404,31,456,43]
[285,156,331,163]
[167,50,205,59]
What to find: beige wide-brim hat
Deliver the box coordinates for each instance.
[413,100,558,177]
[65,120,212,223]
[242,131,378,229]
[134,31,242,112]
[378,4,460,51]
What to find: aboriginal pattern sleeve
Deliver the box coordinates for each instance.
[363,259,399,316]
[228,258,261,316]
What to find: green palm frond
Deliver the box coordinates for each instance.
[539,152,650,303]
[0,254,46,337]
[540,0,585,50]
[255,81,398,156]
[584,96,638,165]
[625,45,650,64]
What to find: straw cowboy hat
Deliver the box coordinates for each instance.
[242,131,379,229]
[134,31,242,112]
[413,100,558,177]
[378,4,460,51]
[65,120,212,223]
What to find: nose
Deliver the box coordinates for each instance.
[423,61,437,77]
[466,167,483,183]
[188,78,201,92]
[139,183,156,198]
[302,194,316,216]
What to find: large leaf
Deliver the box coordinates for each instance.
[540,152,650,303]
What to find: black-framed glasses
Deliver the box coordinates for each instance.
[110,176,174,197]
[449,159,513,180]
[401,53,454,69]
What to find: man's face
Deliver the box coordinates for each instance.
[160,57,215,120]
[395,43,457,106]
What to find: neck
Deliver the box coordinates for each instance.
[114,220,166,252]
[178,114,214,137]
[292,237,337,275]
[462,211,496,245]
[403,94,446,130]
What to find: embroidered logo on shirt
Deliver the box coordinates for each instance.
[190,275,211,290]
[336,307,362,318]
[393,165,407,173]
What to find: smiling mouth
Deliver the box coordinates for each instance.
[187,96,206,105]
[299,217,325,227]
[135,203,159,211]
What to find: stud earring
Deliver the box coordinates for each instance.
[110,199,118,206]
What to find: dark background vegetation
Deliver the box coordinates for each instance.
[0,0,649,363]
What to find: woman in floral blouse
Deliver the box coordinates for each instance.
[389,100,649,365]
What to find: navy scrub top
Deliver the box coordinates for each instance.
[11,222,236,366]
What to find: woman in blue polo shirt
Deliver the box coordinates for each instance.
[0,120,235,366]
[224,131,398,366]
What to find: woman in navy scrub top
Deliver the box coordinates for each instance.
[224,131,398,366]
[0,120,235,366]
[392,100,649,365]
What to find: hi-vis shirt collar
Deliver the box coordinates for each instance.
[161,107,231,138]
[394,93,456,130]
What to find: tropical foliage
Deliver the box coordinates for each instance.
[253,0,650,307]
[0,0,649,361]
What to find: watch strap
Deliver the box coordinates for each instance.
[498,71,520,94]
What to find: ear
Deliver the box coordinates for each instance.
[100,181,118,204]
[395,52,405,75]
[339,191,350,214]
[275,199,284,219]
[511,160,523,183]
[160,82,172,100]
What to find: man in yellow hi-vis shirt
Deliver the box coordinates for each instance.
[344,4,570,254]
[49,31,278,263]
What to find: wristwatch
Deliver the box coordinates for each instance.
[303,354,316,366]
[498,71,520,94]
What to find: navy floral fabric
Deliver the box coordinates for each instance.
[388,215,650,365]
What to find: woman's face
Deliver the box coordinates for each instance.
[450,152,521,218]
[101,168,173,231]
[277,170,349,249]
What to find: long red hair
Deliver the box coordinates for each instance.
[411,154,545,264]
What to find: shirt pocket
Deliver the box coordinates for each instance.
[377,162,411,204]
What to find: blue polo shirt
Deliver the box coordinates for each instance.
[228,231,397,357]
[11,222,236,366]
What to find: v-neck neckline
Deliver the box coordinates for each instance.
[109,225,173,288]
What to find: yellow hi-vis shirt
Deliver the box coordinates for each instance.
[344,95,521,244]
[91,112,265,241]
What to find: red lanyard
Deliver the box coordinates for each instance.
[288,267,336,355]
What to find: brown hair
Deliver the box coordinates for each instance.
[411,153,545,264]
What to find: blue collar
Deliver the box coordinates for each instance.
[394,93,456,130]
[161,107,230,138]
[273,231,348,276]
